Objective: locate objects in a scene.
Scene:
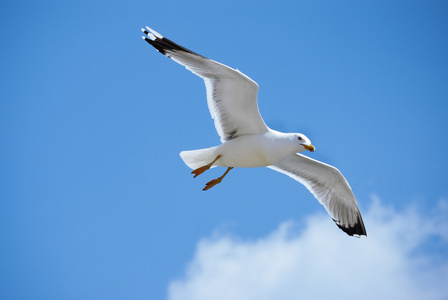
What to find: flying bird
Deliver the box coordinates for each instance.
[141,26,366,237]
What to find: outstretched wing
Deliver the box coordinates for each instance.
[268,154,367,236]
[142,26,269,142]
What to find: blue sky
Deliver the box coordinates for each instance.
[1,0,448,299]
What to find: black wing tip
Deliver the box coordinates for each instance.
[141,31,168,55]
[333,216,367,237]
[141,26,203,58]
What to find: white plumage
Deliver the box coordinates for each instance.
[142,26,366,236]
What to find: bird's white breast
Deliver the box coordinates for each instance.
[214,132,298,168]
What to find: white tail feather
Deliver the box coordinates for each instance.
[179,146,219,170]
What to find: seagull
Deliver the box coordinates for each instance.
[141,26,367,237]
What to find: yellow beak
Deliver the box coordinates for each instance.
[302,144,315,152]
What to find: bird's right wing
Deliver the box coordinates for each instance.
[142,26,269,142]
[268,154,367,236]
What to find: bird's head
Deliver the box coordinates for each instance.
[295,133,315,153]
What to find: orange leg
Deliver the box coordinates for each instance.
[203,167,233,191]
[191,155,222,178]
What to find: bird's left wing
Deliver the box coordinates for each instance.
[142,26,269,142]
[268,154,367,237]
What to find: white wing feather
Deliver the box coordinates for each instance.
[142,27,269,142]
[268,154,366,236]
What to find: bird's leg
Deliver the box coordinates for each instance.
[191,155,222,178]
[203,167,233,191]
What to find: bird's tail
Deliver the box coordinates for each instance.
[179,146,219,170]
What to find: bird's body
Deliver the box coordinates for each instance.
[182,131,310,169]
[142,26,367,236]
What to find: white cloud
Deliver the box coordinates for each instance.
[167,196,448,300]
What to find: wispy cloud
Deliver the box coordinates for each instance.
[167,196,448,300]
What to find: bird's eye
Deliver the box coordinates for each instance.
[298,136,303,141]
